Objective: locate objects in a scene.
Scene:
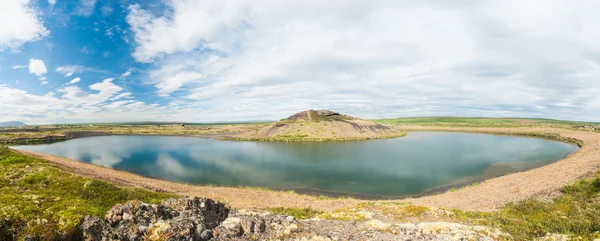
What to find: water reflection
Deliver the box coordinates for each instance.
[13,132,578,197]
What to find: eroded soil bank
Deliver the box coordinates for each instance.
[15,126,600,212]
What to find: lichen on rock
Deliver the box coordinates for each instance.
[82,197,228,241]
[82,197,508,241]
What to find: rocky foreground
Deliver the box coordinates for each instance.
[82,197,506,241]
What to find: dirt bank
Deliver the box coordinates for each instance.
[15,126,600,212]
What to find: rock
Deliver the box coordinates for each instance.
[81,197,228,241]
[417,222,505,240]
[253,219,266,233]
[535,233,571,241]
[284,223,300,235]
[366,219,391,230]
[122,212,131,221]
[390,223,418,235]
[138,225,149,234]
[80,197,508,241]
[307,236,332,241]
[315,110,340,116]
[81,215,102,241]
[200,229,213,240]
[214,217,243,238]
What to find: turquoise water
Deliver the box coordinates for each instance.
[12,132,578,197]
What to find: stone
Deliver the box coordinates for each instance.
[79,197,509,241]
[284,223,299,235]
[81,215,102,241]
[138,225,149,234]
[81,197,228,241]
[253,219,266,233]
[241,219,255,234]
[366,220,391,230]
[535,233,571,241]
[214,217,244,238]
[200,229,213,240]
[391,223,418,235]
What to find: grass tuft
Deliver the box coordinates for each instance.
[267,207,323,219]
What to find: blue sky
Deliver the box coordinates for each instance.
[1,0,599,124]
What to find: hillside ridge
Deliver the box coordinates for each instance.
[0,121,26,127]
[235,109,404,141]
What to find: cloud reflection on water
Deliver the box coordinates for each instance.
[13,133,578,197]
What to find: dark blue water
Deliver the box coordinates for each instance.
[13,132,578,197]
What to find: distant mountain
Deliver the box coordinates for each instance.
[0,121,26,127]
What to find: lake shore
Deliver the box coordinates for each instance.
[13,125,600,212]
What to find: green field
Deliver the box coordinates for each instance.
[373,116,599,125]
[0,146,175,239]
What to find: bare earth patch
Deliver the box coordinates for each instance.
[14,126,600,212]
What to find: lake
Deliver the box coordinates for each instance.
[12,132,578,197]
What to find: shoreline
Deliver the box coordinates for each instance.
[12,126,600,212]
[3,130,408,145]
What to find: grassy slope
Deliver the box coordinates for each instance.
[0,146,175,240]
[373,116,599,125]
[456,173,600,240]
[0,123,270,144]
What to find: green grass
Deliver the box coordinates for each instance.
[456,173,600,240]
[0,145,176,240]
[267,207,323,219]
[374,117,519,124]
[373,116,599,126]
[449,182,480,192]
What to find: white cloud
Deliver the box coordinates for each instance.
[109,92,133,101]
[0,0,49,50]
[101,5,113,16]
[48,0,56,6]
[12,65,27,69]
[66,77,81,85]
[56,65,92,77]
[57,78,127,107]
[149,61,204,96]
[120,69,133,78]
[41,81,48,85]
[0,82,164,124]
[39,77,47,81]
[121,0,600,121]
[28,59,47,76]
[74,0,97,17]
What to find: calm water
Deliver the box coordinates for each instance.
[13,132,578,197]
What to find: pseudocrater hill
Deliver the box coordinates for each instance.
[244,110,403,141]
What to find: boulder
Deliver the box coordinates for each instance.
[81,197,228,241]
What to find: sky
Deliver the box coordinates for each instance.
[1,0,599,124]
